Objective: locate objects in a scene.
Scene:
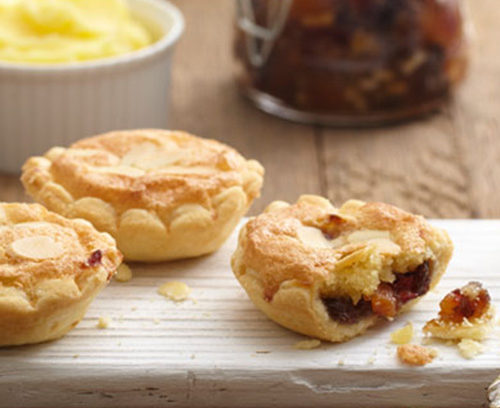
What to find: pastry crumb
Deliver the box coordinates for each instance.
[153,318,160,325]
[114,263,133,282]
[337,359,345,366]
[131,306,137,311]
[294,339,321,350]
[397,344,437,366]
[457,338,484,359]
[256,350,271,354]
[97,316,111,329]
[190,354,196,360]
[367,356,376,365]
[391,322,413,345]
[158,281,191,302]
[72,354,79,359]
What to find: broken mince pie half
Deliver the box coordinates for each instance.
[231,196,453,342]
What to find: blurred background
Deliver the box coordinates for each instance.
[1,0,499,218]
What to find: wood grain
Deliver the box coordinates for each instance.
[1,220,499,408]
[320,0,499,219]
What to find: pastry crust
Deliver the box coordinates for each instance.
[21,129,264,262]
[0,203,122,346]
[231,195,453,343]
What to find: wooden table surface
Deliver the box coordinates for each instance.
[1,0,498,218]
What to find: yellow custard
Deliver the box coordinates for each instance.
[0,0,154,64]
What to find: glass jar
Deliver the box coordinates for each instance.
[234,0,468,126]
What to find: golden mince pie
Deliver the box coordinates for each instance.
[22,129,264,262]
[0,203,122,347]
[231,196,453,343]
[423,281,495,341]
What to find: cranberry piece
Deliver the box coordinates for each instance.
[393,261,431,303]
[86,250,102,267]
[322,296,372,324]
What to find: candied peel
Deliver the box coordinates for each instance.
[391,322,414,345]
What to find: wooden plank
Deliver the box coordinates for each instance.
[320,116,472,218]
[450,0,500,218]
[168,0,323,214]
[1,220,498,408]
[320,0,499,219]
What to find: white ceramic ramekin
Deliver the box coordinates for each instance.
[0,0,184,174]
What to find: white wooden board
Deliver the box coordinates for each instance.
[1,220,499,408]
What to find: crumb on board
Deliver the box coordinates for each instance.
[457,338,484,359]
[423,281,494,341]
[293,339,321,350]
[153,318,160,325]
[337,359,345,366]
[114,263,133,282]
[158,281,191,302]
[397,344,437,366]
[391,322,414,345]
[72,354,79,359]
[97,316,111,329]
[256,350,271,354]
[367,356,376,365]
[190,354,196,360]
[131,306,137,311]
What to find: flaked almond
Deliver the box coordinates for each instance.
[347,229,390,243]
[121,143,185,170]
[347,230,400,254]
[158,281,191,302]
[95,165,145,177]
[297,225,344,249]
[10,236,64,260]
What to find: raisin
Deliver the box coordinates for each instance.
[322,261,433,323]
[393,261,431,303]
[86,250,102,268]
[370,283,398,318]
[322,296,372,324]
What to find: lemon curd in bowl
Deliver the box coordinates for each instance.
[0,0,155,64]
[0,0,184,174]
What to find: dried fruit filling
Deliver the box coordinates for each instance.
[437,281,490,324]
[235,0,467,123]
[322,261,431,324]
[85,250,103,268]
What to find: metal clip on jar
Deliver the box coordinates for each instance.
[235,0,468,126]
